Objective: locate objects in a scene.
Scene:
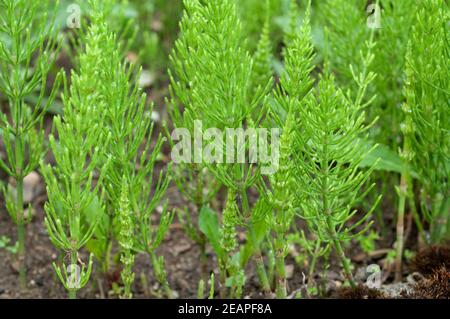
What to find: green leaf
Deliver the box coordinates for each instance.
[359,143,419,179]
[85,239,105,261]
[198,206,223,257]
[83,196,109,260]
[240,218,270,267]
[83,196,109,239]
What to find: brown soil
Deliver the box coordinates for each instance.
[2,202,450,299]
[0,182,204,299]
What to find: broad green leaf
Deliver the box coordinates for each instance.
[85,239,105,261]
[83,196,109,239]
[199,206,224,257]
[240,218,270,267]
[359,143,419,179]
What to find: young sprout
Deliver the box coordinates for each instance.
[117,178,134,299]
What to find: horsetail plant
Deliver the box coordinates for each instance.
[41,7,111,298]
[320,0,416,147]
[236,0,275,297]
[68,0,174,297]
[294,44,381,287]
[1,0,448,302]
[197,272,216,299]
[393,0,449,281]
[320,0,418,245]
[403,0,449,244]
[237,0,282,52]
[127,98,173,299]
[78,1,140,276]
[250,1,274,98]
[169,0,272,298]
[267,0,315,298]
[65,0,141,280]
[167,0,227,276]
[0,0,61,289]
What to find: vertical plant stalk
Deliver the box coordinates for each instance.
[9,13,27,290]
[329,225,356,288]
[251,229,271,295]
[272,135,294,298]
[395,173,407,282]
[430,194,446,243]
[254,252,271,294]
[271,143,294,300]
[89,1,173,296]
[69,251,78,299]
[15,173,26,289]
[218,259,227,299]
[195,170,208,280]
[12,98,27,288]
[243,189,271,295]
[322,136,356,288]
[274,236,287,298]
[408,190,425,245]
[308,240,322,283]
[150,252,173,299]
[197,278,205,299]
[100,240,113,275]
[396,96,415,282]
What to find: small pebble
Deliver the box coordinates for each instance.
[286,264,294,279]
[139,70,154,88]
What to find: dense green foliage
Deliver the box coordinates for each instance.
[0,0,448,299]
